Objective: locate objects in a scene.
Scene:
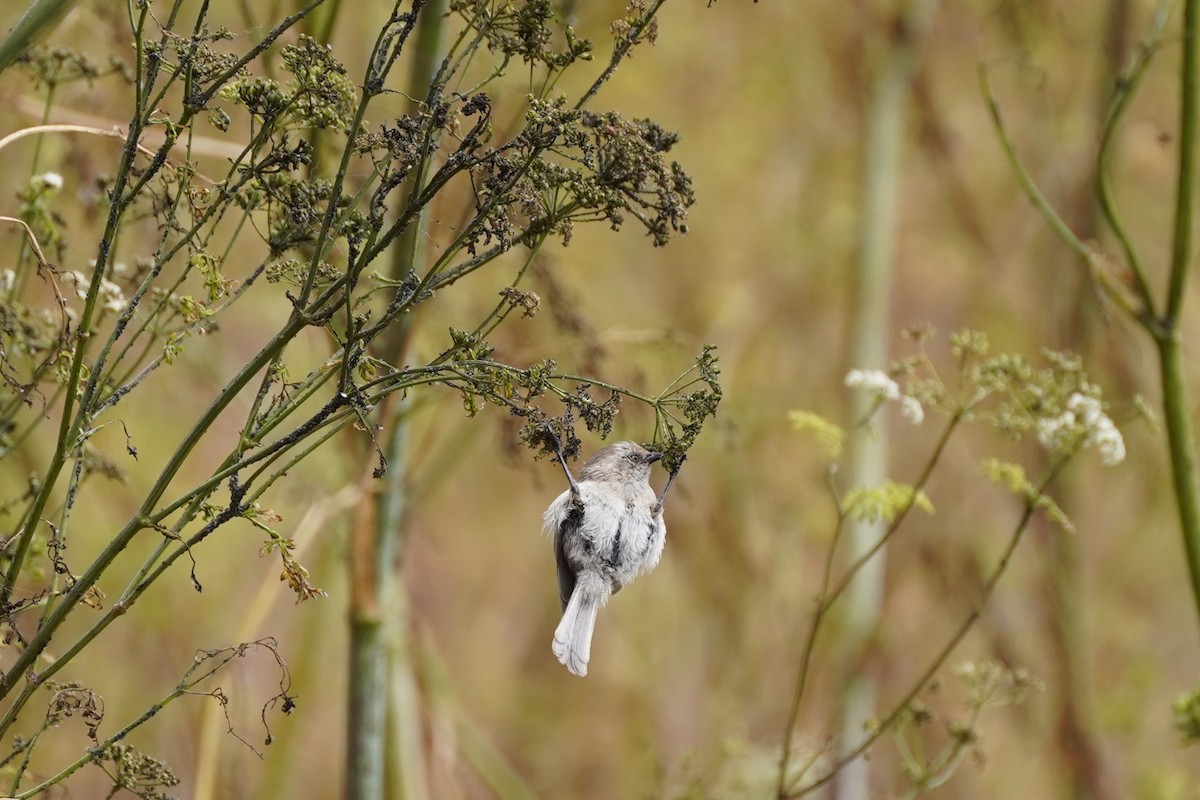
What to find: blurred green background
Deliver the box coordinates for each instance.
[0,0,1197,798]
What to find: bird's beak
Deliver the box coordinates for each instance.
[646,451,664,464]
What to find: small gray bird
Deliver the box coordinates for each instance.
[542,438,680,677]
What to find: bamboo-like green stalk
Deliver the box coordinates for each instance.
[835,4,935,798]
[0,0,77,76]
[346,3,447,799]
[381,12,448,800]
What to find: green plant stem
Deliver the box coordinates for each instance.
[1168,0,1199,321]
[776,414,959,798]
[1096,0,1173,318]
[11,683,187,798]
[347,595,389,800]
[298,1,424,308]
[786,467,1061,798]
[347,0,442,786]
[0,82,149,614]
[980,67,1147,326]
[0,347,598,728]
[11,641,283,799]
[836,4,934,792]
[347,1,449,789]
[896,699,984,796]
[27,427,352,709]
[986,0,1200,626]
[0,0,321,620]
[384,4,446,798]
[575,0,667,109]
[1158,0,1200,627]
[0,316,304,727]
[1159,335,1200,620]
[0,0,372,724]
[980,71,1092,262]
[0,0,77,76]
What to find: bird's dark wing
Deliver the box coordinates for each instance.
[555,500,584,611]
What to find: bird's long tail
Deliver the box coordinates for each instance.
[553,575,605,677]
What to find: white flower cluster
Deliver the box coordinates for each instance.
[1037,392,1125,466]
[900,396,924,425]
[63,271,128,313]
[0,269,14,294]
[98,278,128,312]
[845,368,899,399]
[845,369,924,425]
[32,172,63,192]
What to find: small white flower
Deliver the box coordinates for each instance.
[1036,411,1073,451]
[845,369,900,400]
[845,368,926,424]
[1067,393,1097,419]
[1037,392,1125,466]
[900,396,924,425]
[33,172,63,192]
[1095,425,1126,466]
[1071,395,1125,465]
[99,279,127,312]
[63,270,127,312]
[0,269,14,293]
[64,271,88,300]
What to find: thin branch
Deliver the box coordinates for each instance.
[786,467,1062,797]
[1096,0,1175,320]
[1168,0,1200,322]
[776,413,959,796]
[575,0,668,109]
[979,65,1146,326]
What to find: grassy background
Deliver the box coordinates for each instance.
[0,0,1196,797]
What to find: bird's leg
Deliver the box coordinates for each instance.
[652,456,685,515]
[545,423,582,498]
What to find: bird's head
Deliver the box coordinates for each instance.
[579,441,662,483]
